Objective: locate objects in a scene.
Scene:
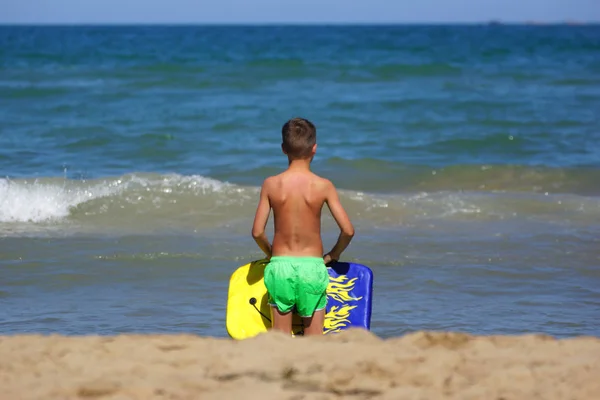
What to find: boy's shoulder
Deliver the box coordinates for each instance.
[260,172,335,192]
[306,171,334,187]
[259,173,282,194]
[261,173,281,186]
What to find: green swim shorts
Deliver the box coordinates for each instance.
[264,256,329,318]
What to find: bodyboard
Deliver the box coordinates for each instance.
[226,258,373,340]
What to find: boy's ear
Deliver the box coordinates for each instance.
[281,143,287,154]
[311,143,317,154]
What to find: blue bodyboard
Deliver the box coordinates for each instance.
[324,262,373,333]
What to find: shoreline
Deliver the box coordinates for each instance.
[2,329,599,399]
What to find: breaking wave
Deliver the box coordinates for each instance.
[1,171,598,237]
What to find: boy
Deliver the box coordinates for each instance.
[251,117,355,336]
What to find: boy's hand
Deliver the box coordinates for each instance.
[323,253,338,265]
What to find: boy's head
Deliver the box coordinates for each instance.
[281,117,317,160]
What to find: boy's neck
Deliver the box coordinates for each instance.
[287,157,312,171]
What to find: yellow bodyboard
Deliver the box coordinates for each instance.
[226,259,303,339]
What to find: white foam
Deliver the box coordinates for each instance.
[151,173,230,193]
[0,174,233,224]
[0,178,117,223]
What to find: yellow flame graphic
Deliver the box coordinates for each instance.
[324,274,362,334]
[327,275,363,303]
[324,305,357,334]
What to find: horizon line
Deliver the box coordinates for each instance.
[1,20,599,26]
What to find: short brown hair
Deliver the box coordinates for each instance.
[281,117,316,158]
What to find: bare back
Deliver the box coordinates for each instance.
[268,170,328,257]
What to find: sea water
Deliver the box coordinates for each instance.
[1,25,599,338]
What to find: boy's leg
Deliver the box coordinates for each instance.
[297,258,329,336]
[270,305,293,334]
[302,308,325,336]
[264,257,295,335]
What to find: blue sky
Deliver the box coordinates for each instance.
[2,0,599,24]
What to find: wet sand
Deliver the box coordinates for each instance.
[1,329,599,400]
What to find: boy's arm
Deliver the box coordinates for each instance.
[251,179,272,259]
[323,180,354,263]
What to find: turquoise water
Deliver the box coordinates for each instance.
[1,25,599,338]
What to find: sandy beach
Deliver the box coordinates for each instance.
[1,329,599,400]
